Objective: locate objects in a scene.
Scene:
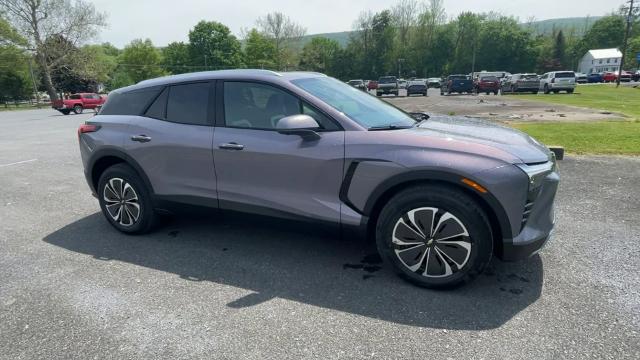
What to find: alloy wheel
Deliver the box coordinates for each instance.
[392,207,471,278]
[103,177,140,227]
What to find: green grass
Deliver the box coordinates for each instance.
[518,84,640,120]
[512,121,640,155]
[0,103,47,111]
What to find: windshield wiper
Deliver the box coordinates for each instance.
[368,125,413,131]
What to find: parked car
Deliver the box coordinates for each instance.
[539,71,576,94]
[398,79,408,89]
[406,79,428,96]
[574,72,588,84]
[471,71,512,80]
[347,79,367,91]
[501,73,540,94]
[474,75,500,95]
[633,71,640,82]
[376,76,399,97]
[602,71,617,82]
[367,80,378,90]
[620,71,633,82]
[79,69,558,289]
[52,93,106,115]
[440,74,474,95]
[587,73,604,83]
[427,78,441,88]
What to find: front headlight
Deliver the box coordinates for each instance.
[516,161,554,190]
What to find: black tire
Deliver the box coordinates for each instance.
[543,84,550,94]
[60,109,71,115]
[532,91,538,94]
[552,90,559,94]
[423,92,427,96]
[375,184,493,289]
[97,163,157,234]
[493,91,498,95]
[567,89,574,94]
[73,104,83,114]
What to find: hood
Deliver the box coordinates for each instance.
[412,115,551,164]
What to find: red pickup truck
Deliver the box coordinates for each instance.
[52,93,106,115]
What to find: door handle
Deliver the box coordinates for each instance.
[131,135,151,143]
[219,142,244,150]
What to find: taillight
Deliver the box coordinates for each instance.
[78,124,100,139]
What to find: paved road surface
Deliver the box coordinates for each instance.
[1,109,639,359]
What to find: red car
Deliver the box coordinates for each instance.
[52,93,106,115]
[367,80,378,90]
[474,75,500,95]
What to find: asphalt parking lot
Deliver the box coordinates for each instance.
[1,108,639,359]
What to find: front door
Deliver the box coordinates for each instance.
[213,81,345,223]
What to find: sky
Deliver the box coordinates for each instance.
[90,0,623,48]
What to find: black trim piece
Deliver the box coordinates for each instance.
[153,194,219,210]
[361,170,513,242]
[339,160,363,215]
[218,199,339,228]
[215,80,225,127]
[499,235,548,261]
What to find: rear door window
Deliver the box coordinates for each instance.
[100,88,161,116]
[166,82,210,126]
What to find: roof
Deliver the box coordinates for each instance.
[586,48,622,59]
[118,69,326,93]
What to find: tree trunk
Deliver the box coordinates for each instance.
[36,52,58,102]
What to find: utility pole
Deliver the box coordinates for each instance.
[617,0,635,87]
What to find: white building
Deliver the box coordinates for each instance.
[578,48,623,74]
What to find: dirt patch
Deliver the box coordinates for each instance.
[383,90,626,122]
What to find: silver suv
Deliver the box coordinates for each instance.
[539,71,576,94]
[79,70,559,288]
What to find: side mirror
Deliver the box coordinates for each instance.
[276,114,321,140]
[409,112,430,121]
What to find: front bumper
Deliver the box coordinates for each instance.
[499,171,559,261]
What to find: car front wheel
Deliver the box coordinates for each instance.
[98,163,156,234]
[73,105,83,114]
[376,185,492,288]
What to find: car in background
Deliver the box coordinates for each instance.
[427,78,441,88]
[633,71,640,82]
[474,75,500,95]
[79,69,559,289]
[367,80,378,90]
[376,76,399,97]
[501,73,540,94]
[602,71,617,82]
[52,93,106,115]
[620,71,633,82]
[398,79,408,89]
[347,79,367,91]
[587,73,603,83]
[471,71,512,80]
[574,73,588,84]
[539,71,576,94]
[406,79,428,96]
[440,74,474,95]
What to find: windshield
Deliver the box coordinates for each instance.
[480,76,498,81]
[292,77,415,129]
[378,76,397,84]
[449,75,468,80]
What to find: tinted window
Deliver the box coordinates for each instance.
[302,102,338,130]
[144,87,168,119]
[70,95,81,99]
[166,82,210,126]
[100,88,161,116]
[379,76,397,84]
[224,82,300,130]
[555,72,575,78]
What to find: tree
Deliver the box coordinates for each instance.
[0,14,25,46]
[119,38,165,84]
[188,20,243,71]
[298,37,341,73]
[256,12,306,70]
[243,28,276,69]
[1,0,106,101]
[391,0,418,55]
[0,43,31,103]
[162,41,191,74]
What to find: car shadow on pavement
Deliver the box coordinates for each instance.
[43,211,543,330]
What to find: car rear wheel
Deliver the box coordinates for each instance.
[73,105,83,114]
[567,89,574,94]
[375,185,493,288]
[60,109,71,115]
[543,84,550,94]
[98,163,156,234]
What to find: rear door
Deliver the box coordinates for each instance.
[212,80,345,223]
[124,82,217,202]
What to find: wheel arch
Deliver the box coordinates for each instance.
[88,148,154,196]
[361,171,511,256]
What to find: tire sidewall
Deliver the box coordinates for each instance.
[97,164,154,234]
[376,187,493,288]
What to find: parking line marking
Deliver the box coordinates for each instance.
[0,159,38,168]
